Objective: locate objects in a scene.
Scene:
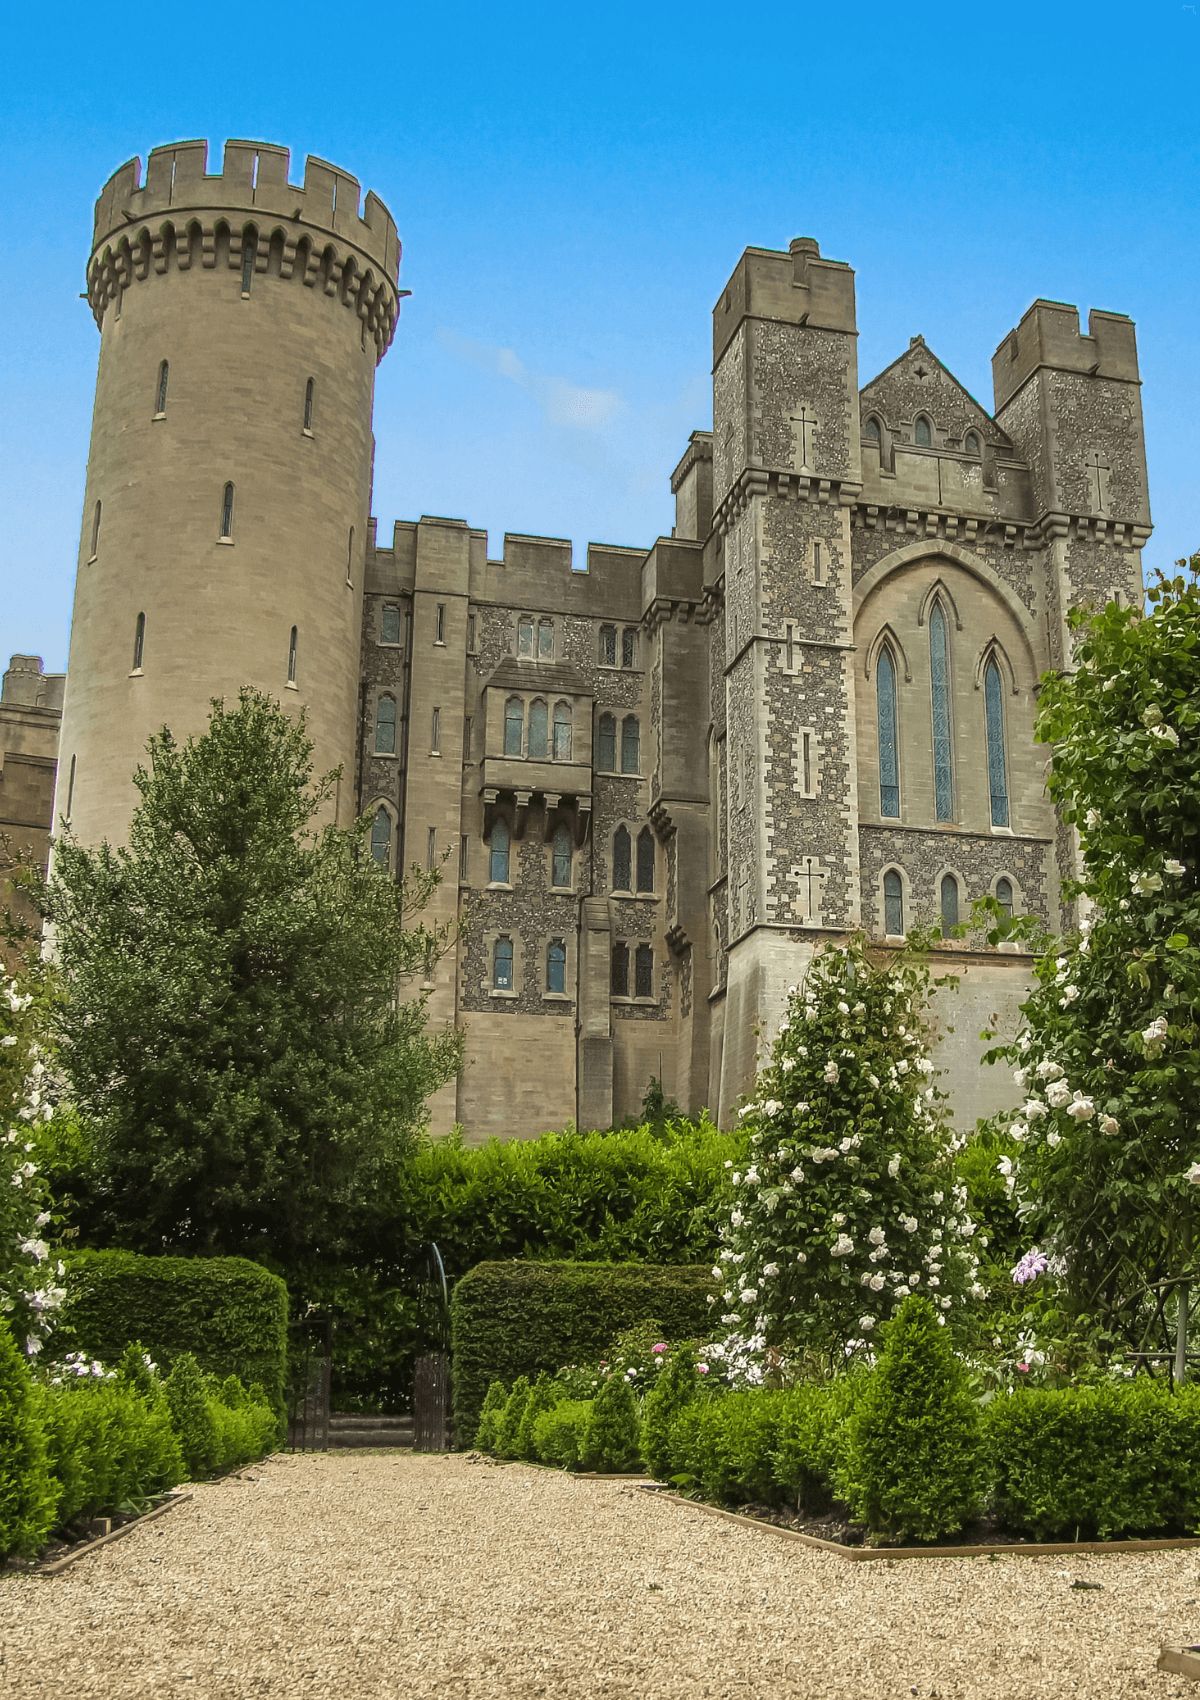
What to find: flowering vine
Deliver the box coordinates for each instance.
[0,966,66,1358]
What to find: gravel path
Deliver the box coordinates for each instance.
[5,1451,1200,1697]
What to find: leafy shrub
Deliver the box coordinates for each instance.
[36,1381,183,1526]
[451,1261,717,1444]
[0,1320,57,1557]
[581,1374,641,1473]
[163,1353,219,1479]
[773,1375,870,1511]
[533,1400,593,1470]
[842,1296,982,1542]
[985,1380,1200,1539]
[56,1251,289,1415]
[494,1376,532,1459]
[473,1381,507,1453]
[663,1390,789,1504]
[517,1374,562,1460]
[208,1393,278,1472]
[642,1345,700,1483]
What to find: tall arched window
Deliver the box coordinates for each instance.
[241,232,257,294]
[996,877,1014,917]
[863,416,881,442]
[610,943,629,997]
[375,695,396,753]
[600,625,617,666]
[596,712,616,772]
[132,613,145,671]
[528,699,548,760]
[304,377,314,431]
[489,819,510,884]
[90,500,101,558]
[155,360,169,416]
[287,626,298,684]
[929,604,953,821]
[547,939,566,994]
[914,415,932,448]
[613,826,632,891]
[941,873,959,936]
[636,827,655,893]
[370,807,391,867]
[552,824,572,888]
[965,430,980,456]
[877,647,900,818]
[553,702,572,761]
[634,943,654,999]
[884,868,904,936]
[984,659,1009,827]
[493,936,513,990]
[221,483,235,539]
[622,628,636,669]
[621,715,640,774]
[538,619,554,658]
[381,605,401,645]
[504,697,524,756]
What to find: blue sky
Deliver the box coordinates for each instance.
[2,0,1197,674]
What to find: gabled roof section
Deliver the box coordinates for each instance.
[483,657,591,697]
[860,336,1013,451]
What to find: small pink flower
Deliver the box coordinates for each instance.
[697,1364,709,1374]
[1017,1364,1029,1373]
[652,1343,667,1354]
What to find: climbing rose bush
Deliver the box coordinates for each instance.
[706,934,981,1382]
[0,967,66,1360]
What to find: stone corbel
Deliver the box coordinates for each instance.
[482,786,500,839]
[513,790,532,840]
[542,795,561,841]
[665,923,691,957]
[574,795,593,847]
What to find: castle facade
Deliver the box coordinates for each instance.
[52,140,1152,1140]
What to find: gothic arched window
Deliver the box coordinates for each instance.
[929,604,954,821]
[914,415,932,448]
[636,827,655,893]
[374,695,396,754]
[613,826,632,891]
[552,824,572,888]
[370,806,391,867]
[864,416,881,442]
[504,697,524,757]
[965,430,980,456]
[634,943,654,999]
[553,702,572,761]
[492,936,513,990]
[600,625,617,666]
[984,659,1009,827]
[996,876,1014,917]
[621,715,640,774]
[489,819,510,885]
[241,232,257,294]
[622,628,636,669]
[877,647,900,818]
[941,873,959,936]
[596,712,617,772]
[547,939,566,994]
[528,699,548,760]
[884,868,904,936]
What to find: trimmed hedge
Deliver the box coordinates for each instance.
[451,1261,717,1444]
[54,1252,289,1414]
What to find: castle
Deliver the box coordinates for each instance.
[45,139,1151,1141]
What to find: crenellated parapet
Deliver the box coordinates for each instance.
[85,139,403,362]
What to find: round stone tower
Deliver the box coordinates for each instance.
[53,138,401,845]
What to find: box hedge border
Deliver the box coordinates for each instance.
[451,1260,717,1445]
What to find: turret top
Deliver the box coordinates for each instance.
[92,139,400,283]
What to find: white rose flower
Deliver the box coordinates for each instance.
[1023,1099,1049,1121]
[1046,1131,1062,1148]
[796,1252,807,1264]
[0,1037,15,1050]
[822,1062,839,1086]
[888,1155,901,1178]
[927,1276,940,1288]
[1046,1081,1071,1108]
[997,1156,1013,1177]
[1067,1093,1095,1122]
[1037,1060,1064,1081]
[1166,859,1186,877]
[868,1074,880,1089]
[1008,1122,1027,1141]
[869,1274,885,1292]
[781,1058,795,1073]
[859,1316,876,1332]
[909,1272,921,1285]
[790,1166,805,1183]
[831,1234,854,1257]
[837,1002,850,1015]
[1186,1163,1200,1186]
[894,1285,910,1299]
[868,1226,887,1246]
[853,1003,866,1016]
[832,1213,846,1226]
[901,1215,918,1234]
[1100,1115,1120,1136]
[1150,723,1180,748]
[933,1192,943,1206]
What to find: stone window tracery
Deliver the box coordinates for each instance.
[622,628,637,668]
[518,618,534,657]
[634,943,654,999]
[914,415,932,448]
[600,625,617,666]
[493,936,514,990]
[965,430,980,456]
[996,876,1014,917]
[876,648,900,818]
[370,806,391,867]
[941,873,959,936]
[984,660,1009,827]
[547,939,566,994]
[538,619,554,659]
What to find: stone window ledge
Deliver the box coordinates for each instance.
[372,751,399,761]
[542,991,573,1003]
[611,890,659,902]
[611,995,657,1006]
[486,882,513,893]
[489,988,518,1000]
[128,668,143,679]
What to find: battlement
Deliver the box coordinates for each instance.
[992,298,1140,412]
[92,139,399,282]
[713,237,856,365]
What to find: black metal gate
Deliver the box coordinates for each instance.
[288,1314,333,1452]
[413,1351,452,1450]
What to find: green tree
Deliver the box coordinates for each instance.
[42,689,462,1266]
[991,565,1200,1357]
[580,1372,641,1473]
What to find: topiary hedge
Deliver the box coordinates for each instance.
[54,1252,289,1415]
[451,1261,717,1444]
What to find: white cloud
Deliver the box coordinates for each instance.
[439,330,624,431]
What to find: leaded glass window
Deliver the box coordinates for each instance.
[493,937,513,990]
[985,660,1009,827]
[547,940,566,994]
[965,430,980,456]
[877,648,900,817]
[553,702,572,761]
[538,620,554,658]
[613,826,632,890]
[381,605,401,645]
[884,869,904,936]
[621,715,640,774]
[489,819,510,884]
[864,416,880,442]
[518,619,534,656]
[941,873,959,936]
[504,697,524,756]
[637,827,655,893]
[374,695,397,754]
[622,628,636,668]
[611,943,629,997]
[370,806,391,866]
[528,699,548,760]
[914,415,931,447]
[996,877,1013,917]
[929,605,954,821]
[596,713,616,771]
[600,625,617,666]
[634,943,653,999]
[552,824,572,888]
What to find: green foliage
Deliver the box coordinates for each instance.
[842,1296,983,1542]
[162,1353,217,1478]
[985,1380,1200,1540]
[712,934,979,1381]
[663,1390,789,1504]
[114,1342,159,1399]
[0,1319,56,1557]
[450,1261,718,1445]
[773,1375,871,1512]
[159,1353,275,1478]
[207,1390,278,1470]
[494,1376,532,1459]
[641,1344,700,1483]
[472,1380,507,1453]
[533,1399,593,1471]
[580,1373,641,1473]
[54,1250,288,1414]
[516,1373,562,1460]
[35,1380,184,1526]
[42,687,463,1266]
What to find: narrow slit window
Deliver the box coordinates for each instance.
[490,819,510,884]
[984,659,1009,827]
[813,542,822,583]
[132,613,145,671]
[552,824,572,888]
[459,835,469,880]
[518,618,534,657]
[241,233,256,294]
[381,605,401,645]
[600,625,617,666]
[553,702,572,762]
[431,707,440,752]
[914,415,932,448]
[611,943,629,998]
[538,619,554,659]
[287,626,298,684]
[547,939,566,995]
[374,695,397,754]
[613,826,632,891]
[941,873,959,937]
[802,731,812,795]
[346,528,355,585]
[596,712,616,772]
[622,628,636,668]
[877,649,900,817]
[304,378,314,431]
[427,828,436,870]
[786,624,795,671]
[90,500,101,558]
[468,614,476,651]
[65,754,76,825]
[528,699,548,760]
[463,716,473,758]
[435,603,445,643]
[504,697,524,757]
[636,827,655,893]
[929,605,954,821]
[621,715,640,774]
[221,483,234,539]
[493,937,513,991]
[884,869,904,936]
[996,876,1013,917]
[634,943,654,999]
[155,360,169,416]
[370,807,391,867]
